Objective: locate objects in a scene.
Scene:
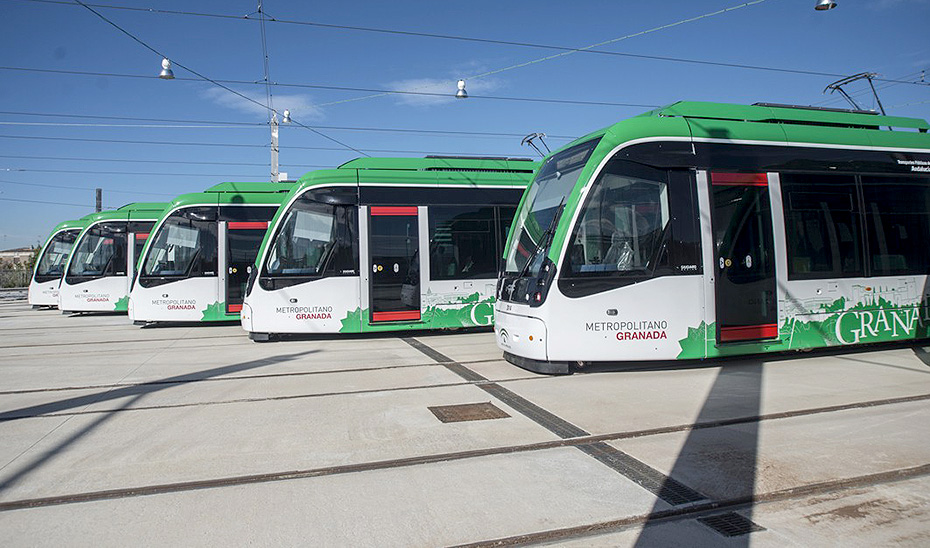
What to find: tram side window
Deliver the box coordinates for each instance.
[264,203,358,277]
[781,174,863,280]
[428,206,499,280]
[566,160,671,275]
[862,176,930,276]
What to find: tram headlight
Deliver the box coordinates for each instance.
[527,258,557,308]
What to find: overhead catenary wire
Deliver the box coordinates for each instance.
[0,154,336,168]
[0,150,526,163]
[0,121,263,129]
[18,0,929,89]
[0,120,577,139]
[70,0,369,158]
[0,178,176,197]
[1,168,274,177]
[0,137,542,157]
[0,196,115,209]
[0,108,266,126]
[0,66,660,109]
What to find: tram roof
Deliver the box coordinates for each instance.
[161,182,297,211]
[202,181,297,194]
[291,156,540,192]
[83,202,168,224]
[48,218,90,234]
[558,101,930,155]
[334,156,537,172]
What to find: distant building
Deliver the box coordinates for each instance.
[0,247,37,269]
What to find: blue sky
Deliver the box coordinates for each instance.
[1,0,928,249]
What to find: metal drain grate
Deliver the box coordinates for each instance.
[428,402,511,423]
[698,512,766,537]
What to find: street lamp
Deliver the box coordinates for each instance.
[159,58,175,79]
[455,79,468,99]
[814,0,837,10]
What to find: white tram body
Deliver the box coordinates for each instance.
[58,203,166,314]
[129,182,293,324]
[242,157,537,339]
[28,217,90,307]
[495,102,930,373]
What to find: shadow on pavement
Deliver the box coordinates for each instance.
[0,350,317,494]
[635,360,764,545]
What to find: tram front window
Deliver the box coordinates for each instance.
[141,211,217,282]
[34,229,79,283]
[567,161,670,274]
[66,223,128,282]
[264,201,358,278]
[504,138,600,276]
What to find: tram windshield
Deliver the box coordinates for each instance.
[34,229,80,282]
[264,199,358,277]
[566,160,670,274]
[67,222,128,279]
[504,138,600,275]
[142,210,217,279]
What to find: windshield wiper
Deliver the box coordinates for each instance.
[515,195,566,280]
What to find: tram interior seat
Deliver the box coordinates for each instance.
[271,234,328,275]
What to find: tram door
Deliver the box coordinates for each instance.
[710,172,778,343]
[225,221,268,314]
[368,206,421,323]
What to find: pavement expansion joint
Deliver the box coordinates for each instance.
[400,336,707,507]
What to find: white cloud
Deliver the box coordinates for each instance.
[200,87,324,121]
[385,76,502,107]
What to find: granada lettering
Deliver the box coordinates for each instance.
[616,331,668,341]
[835,307,930,344]
[296,312,332,320]
[275,305,334,321]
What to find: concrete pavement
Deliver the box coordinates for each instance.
[1,301,929,546]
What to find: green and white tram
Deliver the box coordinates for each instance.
[241,156,538,340]
[495,101,930,374]
[130,182,294,323]
[28,214,93,308]
[59,203,167,313]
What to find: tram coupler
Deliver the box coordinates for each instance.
[249,332,275,343]
[503,352,572,375]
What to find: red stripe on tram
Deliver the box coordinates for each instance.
[370,206,418,216]
[227,304,243,313]
[720,324,778,342]
[228,222,268,230]
[372,310,421,322]
[135,233,149,240]
[711,172,769,186]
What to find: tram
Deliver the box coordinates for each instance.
[494,101,930,374]
[241,156,538,340]
[129,182,294,323]
[58,203,167,313]
[28,214,93,308]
